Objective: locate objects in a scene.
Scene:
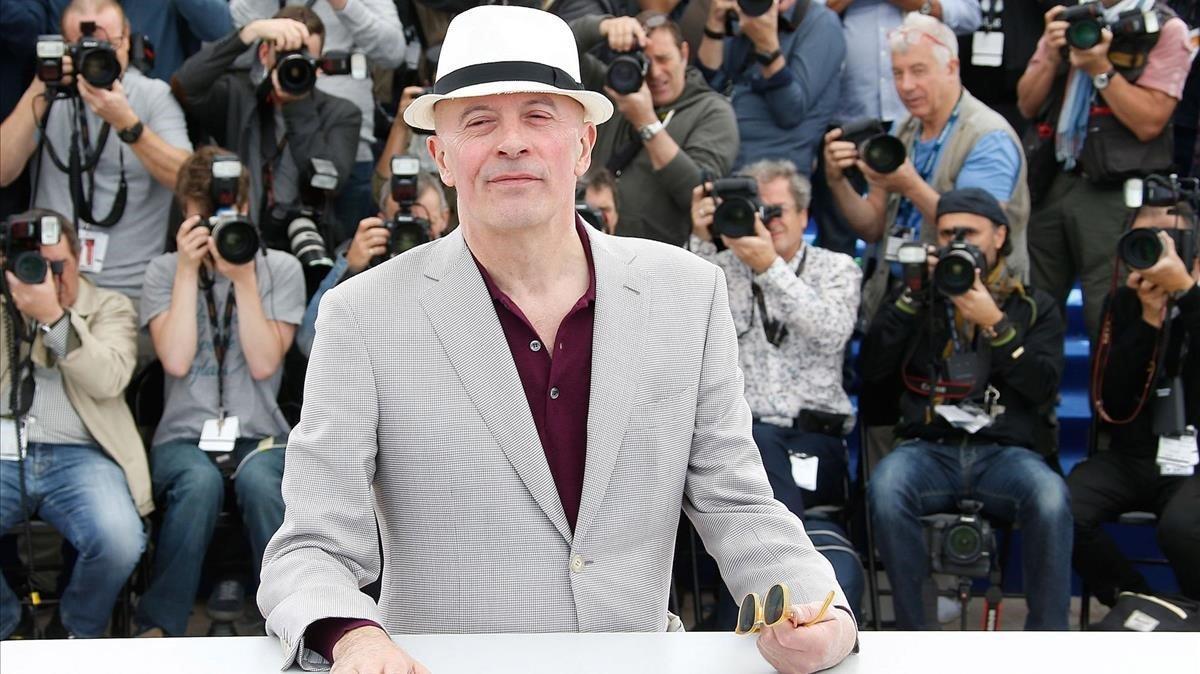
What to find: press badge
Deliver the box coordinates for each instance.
[199,415,239,453]
[1156,428,1198,477]
[789,453,819,492]
[77,228,110,274]
[1,417,29,461]
[971,31,1004,68]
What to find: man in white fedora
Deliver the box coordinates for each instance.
[257,5,858,673]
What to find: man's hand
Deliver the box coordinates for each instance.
[1128,270,1169,328]
[346,217,393,274]
[1135,231,1197,294]
[330,626,430,674]
[605,80,657,128]
[77,78,139,131]
[5,270,64,325]
[176,215,212,272]
[599,16,648,53]
[722,215,778,274]
[822,129,858,184]
[706,0,739,36]
[859,157,919,197]
[239,18,311,51]
[1041,6,1069,64]
[209,238,256,288]
[739,0,781,54]
[691,183,716,242]
[756,601,857,674]
[1068,28,1112,77]
[950,270,1005,329]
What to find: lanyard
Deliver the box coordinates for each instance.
[895,96,963,232]
[203,283,237,421]
[746,246,808,348]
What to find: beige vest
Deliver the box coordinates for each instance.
[863,88,1031,322]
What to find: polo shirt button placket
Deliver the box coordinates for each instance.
[549,387,560,400]
[530,340,542,352]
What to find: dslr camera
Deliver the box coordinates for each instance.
[383,155,432,260]
[897,228,988,297]
[1060,1,1161,50]
[606,48,648,96]
[838,118,907,174]
[921,500,996,579]
[36,23,121,90]
[706,177,781,239]
[203,155,259,266]
[1,214,62,285]
[275,49,368,97]
[1118,174,1200,271]
[271,158,338,270]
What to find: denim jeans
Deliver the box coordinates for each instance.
[0,443,145,638]
[868,439,1072,629]
[135,438,285,635]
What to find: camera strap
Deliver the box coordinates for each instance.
[894,96,963,232]
[749,246,807,348]
[203,282,237,421]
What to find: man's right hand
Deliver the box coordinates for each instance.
[599,17,647,53]
[330,626,430,674]
[1128,270,1169,328]
[690,183,716,242]
[1041,6,1069,63]
[176,215,211,272]
[239,18,311,51]
[822,128,859,184]
[346,217,393,274]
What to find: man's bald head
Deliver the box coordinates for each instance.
[61,0,128,32]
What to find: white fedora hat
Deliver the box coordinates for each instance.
[403,5,614,131]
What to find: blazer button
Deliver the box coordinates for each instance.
[570,554,585,573]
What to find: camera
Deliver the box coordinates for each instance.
[1,214,62,285]
[737,0,774,16]
[1119,175,1200,271]
[839,118,907,174]
[271,205,332,269]
[1061,1,1161,50]
[384,155,431,259]
[708,177,764,239]
[921,500,995,579]
[318,50,368,80]
[203,155,259,266]
[934,229,988,297]
[36,26,121,90]
[607,48,648,96]
[897,241,931,293]
[276,49,318,96]
[576,203,605,231]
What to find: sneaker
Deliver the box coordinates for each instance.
[937,596,962,624]
[206,579,246,623]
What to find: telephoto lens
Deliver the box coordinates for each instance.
[933,238,988,296]
[285,213,333,268]
[710,177,762,239]
[840,118,907,174]
[1061,1,1105,50]
[606,50,648,95]
[75,38,120,88]
[207,214,259,265]
[275,50,318,96]
[1118,228,1165,270]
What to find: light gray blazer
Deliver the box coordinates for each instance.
[258,224,851,670]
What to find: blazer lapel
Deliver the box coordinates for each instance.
[574,229,647,543]
[419,230,573,543]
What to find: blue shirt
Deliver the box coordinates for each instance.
[832,0,981,122]
[697,2,846,175]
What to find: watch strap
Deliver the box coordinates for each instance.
[638,120,664,142]
[118,120,144,143]
[755,48,782,66]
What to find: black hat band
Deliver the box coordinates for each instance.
[433,61,584,96]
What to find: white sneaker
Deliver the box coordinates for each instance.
[937,596,962,624]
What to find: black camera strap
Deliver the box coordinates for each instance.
[745,246,807,347]
[203,282,237,421]
[38,96,128,228]
[895,96,962,231]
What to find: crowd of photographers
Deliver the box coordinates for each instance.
[0,0,1197,640]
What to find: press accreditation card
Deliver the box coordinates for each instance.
[1157,428,1198,477]
[199,415,239,453]
[971,31,1004,68]
[78,228,110,274]
[789,453,819,492]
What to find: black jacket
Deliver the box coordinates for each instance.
[860,277,1065,452]
[171,31,360,237]
[1099,284,1200,458]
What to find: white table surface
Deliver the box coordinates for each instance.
[2,631,1197,674]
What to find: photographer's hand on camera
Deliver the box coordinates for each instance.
[723,214,778,274]
[239,18,311,53]
[691,183,717,242]
[821,129,858,184]
[1042,7,1070,61]
[1068,27,1113,77]
[346,217,392,274]
[738,0,782,56]
[1135,230,1200,295]
[599,16,647,53]
[950,269,1006,330]
[76,77,139,132]
[4,269,64,326]
[176,215,212,275]
[605,79,657,129]
[1128,270,1169,328]
[208,236,256,288]
[859,155,920,197]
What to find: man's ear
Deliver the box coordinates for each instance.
[428,135,455,188]
[574,122,597,178]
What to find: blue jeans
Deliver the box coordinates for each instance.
[135,438,285,635]
[869,439,1072,629]
[0,443,145,638]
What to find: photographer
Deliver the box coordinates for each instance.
[570,11,738,245]
[861,188,1071,630]
[134,147,304,637]
[688,159,864,615]
[695,0,844,180]
[1069,199,1200,605]
[1016,1,1192,340]
[229,0,406,227]
[170,6,361,250]
[822,13,1028,317]
[295,170,448,357]
[0,208,148,638]
[581,169,620,234]
[0,0,193,302]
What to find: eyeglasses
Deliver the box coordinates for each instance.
[735,586,835,635]
[887,26,952,52]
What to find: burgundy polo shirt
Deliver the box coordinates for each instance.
[305,222,597,663]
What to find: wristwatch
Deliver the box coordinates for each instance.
[1092,69,1117,91]
[981,315,1014,342]
[638,120,665,142]
[755,48,782,67]
[919,0,934,15]
[117,119,144,144]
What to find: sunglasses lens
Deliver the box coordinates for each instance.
[764,584,787,625]
[736,594,758,634]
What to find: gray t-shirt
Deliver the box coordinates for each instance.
[139,250,305,446]
[33,68,193,302]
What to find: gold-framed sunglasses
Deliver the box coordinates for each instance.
[735,585,836,635]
